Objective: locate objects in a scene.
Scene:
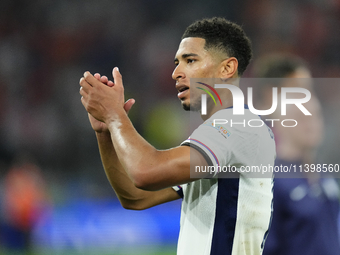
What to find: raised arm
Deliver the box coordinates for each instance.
[80,68,208,192]
[82,74,181,210]
[95,129,180,210]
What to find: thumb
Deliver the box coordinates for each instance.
[112,67,123,88]
[124,98,135,114]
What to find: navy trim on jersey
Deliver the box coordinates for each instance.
[181,142,216,178]
[181,143,213,166]
[210,178,240,255]
[176,186,184,198]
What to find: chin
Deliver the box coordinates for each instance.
[181,102,201,112]
[180,96,201,111]
[182,102,190,111]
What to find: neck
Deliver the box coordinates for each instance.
[200,77,239,121]
[201,99,233,121]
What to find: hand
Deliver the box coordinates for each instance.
[80,68,135,132]
[88,98,135,133]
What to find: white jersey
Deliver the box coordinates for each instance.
[173,107,276,255]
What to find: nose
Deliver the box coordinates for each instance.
[172,64,185,81]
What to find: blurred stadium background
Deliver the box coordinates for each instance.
[0,0,340,254]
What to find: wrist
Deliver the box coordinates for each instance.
[95,130,111,138]
[104,109,127,127]
[106,111,130,133]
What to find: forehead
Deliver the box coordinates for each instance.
[175,37,207,57]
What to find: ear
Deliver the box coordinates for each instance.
[220,57,238,78]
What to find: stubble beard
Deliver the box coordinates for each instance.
[182,103,191,111]
[181,97,201,112]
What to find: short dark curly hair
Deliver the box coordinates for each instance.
[182,17,252,76]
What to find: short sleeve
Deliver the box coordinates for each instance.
[180,109,263,178]
[181,121,233,170]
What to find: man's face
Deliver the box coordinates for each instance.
[172,37,221,111]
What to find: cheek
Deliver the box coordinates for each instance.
[189,86,201,101]
[202,62,219,77]
[190,62,217,78]
[191,66,205,77]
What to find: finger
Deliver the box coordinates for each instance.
[94,73,101,80]
[84,71,100,87]
[79,77,92,93]
[100,75,109,84]
[79,86,88,98]
[124,98,135,114]
[107,80,114,87]
[112,67,123,89]
[80,95,88,110]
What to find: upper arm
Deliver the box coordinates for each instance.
[134,116,238,191]
[132,112,244,191]
[134,145,209,191]
[121,186,181,210]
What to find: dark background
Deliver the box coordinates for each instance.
[0,0,340,254]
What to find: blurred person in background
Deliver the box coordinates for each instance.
[253,54,340,255]
[79,17,276,255]
[0,152,51,253]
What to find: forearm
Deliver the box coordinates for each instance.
[80,70,180,207]
[96,131,150,208]
[107,112,191,191]
[96,131,179,209]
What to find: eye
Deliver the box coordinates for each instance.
[187,59,196,64]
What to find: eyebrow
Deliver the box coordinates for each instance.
[174,53,199,63]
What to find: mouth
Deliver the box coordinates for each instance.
[176,84,190,99]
